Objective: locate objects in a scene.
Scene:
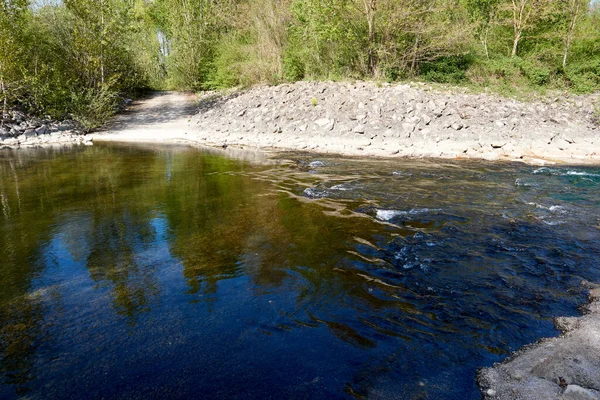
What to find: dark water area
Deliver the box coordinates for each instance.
[0,144,599,399]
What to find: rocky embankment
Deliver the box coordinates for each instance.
[192,81,600,164]
[0,110,91,149]
[478,281,600,400]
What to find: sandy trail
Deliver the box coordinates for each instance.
[93,91,198,143]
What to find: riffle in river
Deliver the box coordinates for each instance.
[0,143,599,399]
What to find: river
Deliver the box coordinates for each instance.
[1,143,599,399]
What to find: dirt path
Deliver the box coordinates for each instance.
[93,91,198,143]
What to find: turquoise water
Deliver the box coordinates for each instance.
[1,144,599,399]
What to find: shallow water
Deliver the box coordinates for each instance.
[1,144,599,399]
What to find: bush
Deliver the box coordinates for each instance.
[467,56,556,91]
[420,54,473,84]
[70,79,120,131]
[564,61,600,94]
[515,58,551,86]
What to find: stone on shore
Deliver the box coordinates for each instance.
[188,81,600,164]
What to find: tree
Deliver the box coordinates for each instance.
[505,0,553,58]
[467,0,502,58]
[0,0,29,117]
[560,0,588,68]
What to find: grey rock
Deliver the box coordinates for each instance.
[24,129,36,138]
[421,114,432,125]
[451,123,463,131]
[562,385,600,400]
[11,111,25,122]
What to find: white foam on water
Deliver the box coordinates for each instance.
[515,178,537,187]
[308,161,326,168]
[542,220,566,226]
[533,167,554,175]
[392,171,413,177]
[303,187,327,198]
[527,202,567,213]
[566,170,600,177]
[375,208,441,221]
[330,184,351,191]
[533,167,600,178]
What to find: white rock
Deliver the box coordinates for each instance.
[563,384,599,400]
[402,123,415,138]
[314,118,335,131]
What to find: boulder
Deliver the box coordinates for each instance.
[35,125,48,135]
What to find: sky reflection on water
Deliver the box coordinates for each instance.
[1,144,599,399]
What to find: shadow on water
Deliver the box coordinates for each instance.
[0,144,599,399]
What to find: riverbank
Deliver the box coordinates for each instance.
[478,281,600,400]
[185,81,600,165]
[0,111,91,149]
[6,83,600,165]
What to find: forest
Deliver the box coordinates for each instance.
[1,0,599,128]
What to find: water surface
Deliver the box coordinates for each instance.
[1,144,599,399]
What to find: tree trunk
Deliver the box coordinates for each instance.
[563,35,571,69]
[100,0,105,86]
[0,64,6,120]
[510,0,526,58]
[411,35,420,73]
[364,0,377,75]
[511,31,520,58]
[480,26,490,59]
[367,12,374,74]
[563,1,581,69]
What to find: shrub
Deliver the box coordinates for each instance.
[420,54,473,84]
[564,61,600,94]
[71,79,120,131]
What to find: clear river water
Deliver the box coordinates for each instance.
[1,143,599,399]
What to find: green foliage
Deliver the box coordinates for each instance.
[420,55,474,84]
[515,58,552,86]
[71,78,120,131]
[1,0,599,125]
[565,60,600,93]
[0,0,152,125]
[284,0,365,80]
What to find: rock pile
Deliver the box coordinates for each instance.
[0,110,91,149]
[191,81,600,164]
